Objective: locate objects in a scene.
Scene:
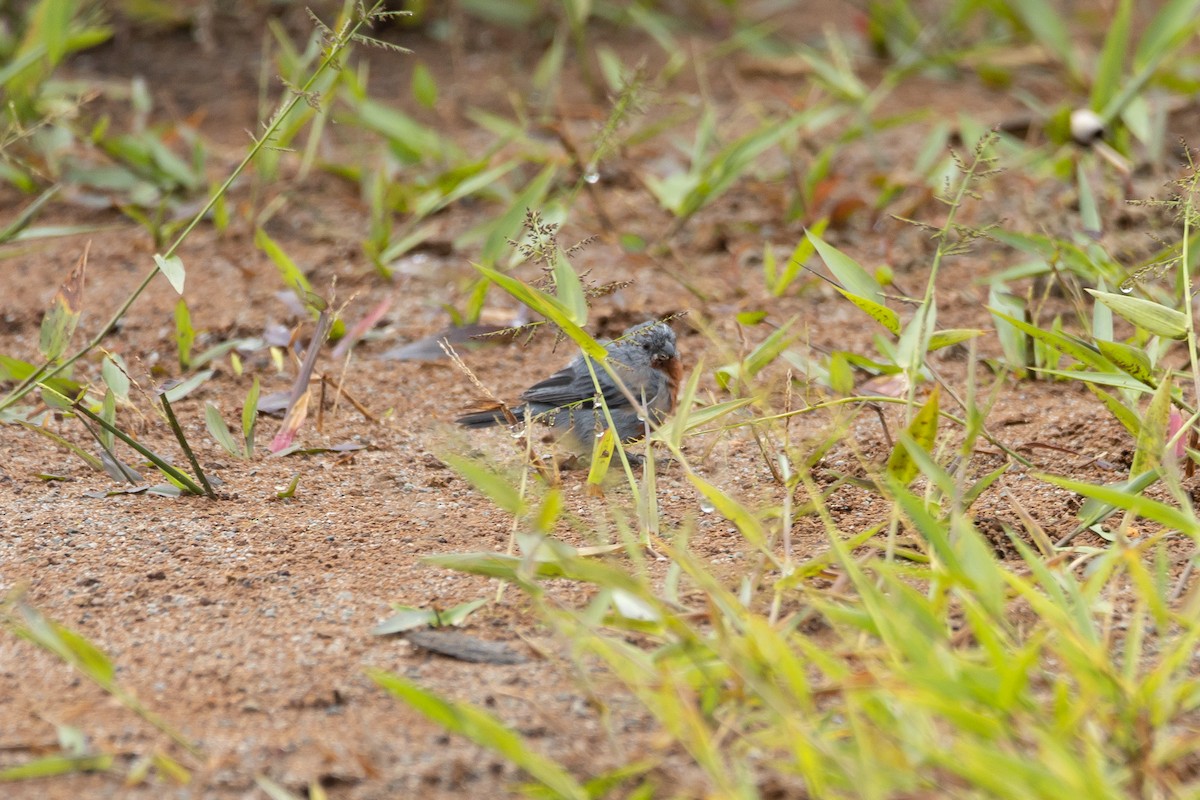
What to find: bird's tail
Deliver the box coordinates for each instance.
[456,406,516,428]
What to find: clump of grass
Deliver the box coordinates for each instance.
[371,132,1200,798]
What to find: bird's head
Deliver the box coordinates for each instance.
[625,320,683,388]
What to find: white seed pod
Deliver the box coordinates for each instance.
[1070,108,1105,146]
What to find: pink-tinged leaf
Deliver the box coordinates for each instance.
[858,373,909,398]
[269,389,310,453]
[331,297,392,359]
[1168,409,1186,461]
[268,309,332,452]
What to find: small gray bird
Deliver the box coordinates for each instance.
[457,320,683,456]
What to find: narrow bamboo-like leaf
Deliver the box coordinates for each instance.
[439,598,488,626]
[1087,289,1188,340]
[476,165,557,266]
[662,355,704,450]
[0,754,113,781]
[1094,339,1157,386]
[1091,0,1133,113]
[55,625,115,685]
[745,318,799,377]
[1007,0,1081,80]
[411,160,518,218]
[14,420,104,473]
[163,369,214,403]
[987,292,1029,374]
[444,454,526,516]
[254,228,312,300]
[17,606,115,687]
[532,25,567,92]
[927,328,985,351]
[1084,382,1140,435]
[1134,0,1200,69]
[534,489,563,534]
[159,392,216,498]
[1076,169,1101,237]
[896,300,935,373]
[369,670,588,800]
[378,221,439,264]
[411,61,437,108]
[242,377,260,458]
[153,253,185,294]
[1039,471,1199,537]
[586,427,616,495]
[1132,375,1174,476]
[0,184,60,244]
[101,354,130,401]
[652,397,755,439]
[808,230,882,300]
[1094,286,1108,343]
[424,552,553,583]
[1034,369,1152,392]
[205,403,242,458]
[191,338,250,369]
[686,472,768,550]
[65,397,205,495]
[39,246,88,361]
[895,429,954,498]
[677,113,808,220]
[834,287,900,335]
[1074,470,1162,533]
[472,264,606,359]
[771,217,828,296]
[552,248,588,325]
[347,98,450,163]
[371,607,437,635]
[886,386,940,485]
[963,462,1012,509]
[99,388,116,451]
[174,298,194,370]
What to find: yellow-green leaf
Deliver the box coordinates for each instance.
[0,754,113,781]
[886,386,940,485]
[834,287,900,335]
[686,472,768,549]
[928,328,985,351]
[552,248,588,325]
[586,427,616,493]
[1132,374,1173,476]
[473,263,606,359]
[1038,471,1200,537]
[1094,340,1157,387]
[255,229,312,300]
[369,670,588,800]
[443,454,525,516]
[1087,289,1188,340]
[809,230,882,301]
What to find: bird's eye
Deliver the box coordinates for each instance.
[642,343,651,351]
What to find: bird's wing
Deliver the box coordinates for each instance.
[521,357,641,409]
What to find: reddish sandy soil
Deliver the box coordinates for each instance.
[0,5,1194,799]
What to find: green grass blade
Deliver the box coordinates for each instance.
[1038,471,1199,538]
[369,669,588,800]
[0,754,113,781]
